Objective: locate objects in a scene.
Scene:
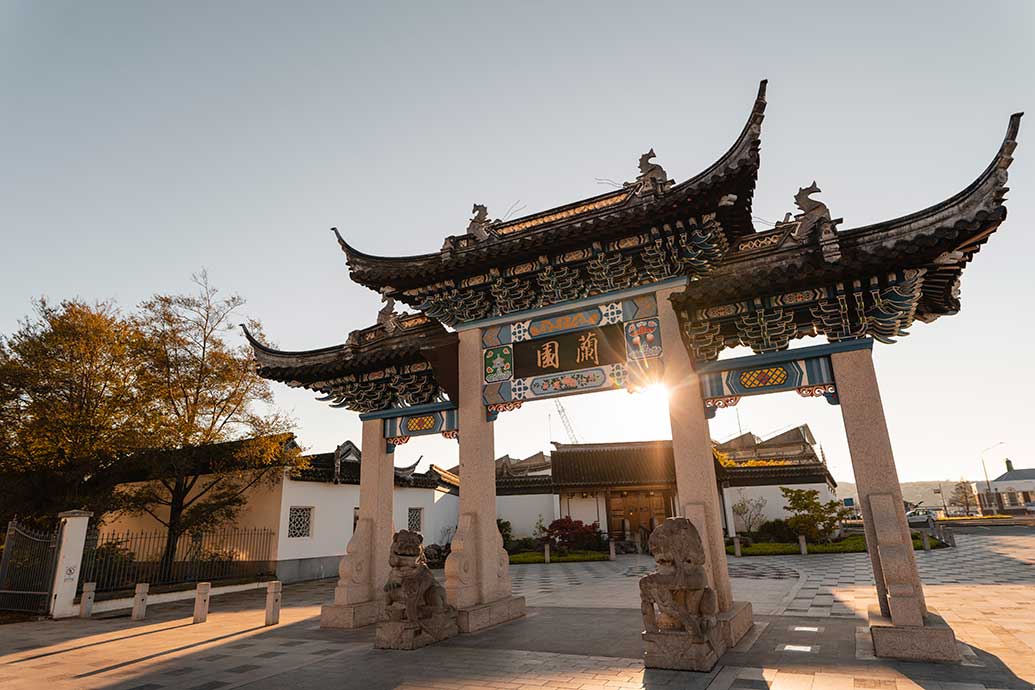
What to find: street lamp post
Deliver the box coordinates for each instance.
[980,441,1005,514]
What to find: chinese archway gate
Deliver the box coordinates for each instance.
[247,81,1021,662]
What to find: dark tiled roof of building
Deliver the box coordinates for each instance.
[496,475,554,496]
[550,439,835,490]
[551,441,678,488]
[992,468,1035,482]
[292,451,459,493]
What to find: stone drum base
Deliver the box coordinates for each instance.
[642,630,723,672]
[868,605,960,663]
[718,601,753,648]
[375,612,459,650]
[320,601,378,629]
[456,595,526,633]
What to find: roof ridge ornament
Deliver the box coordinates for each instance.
[780,182,843,263]
[626,148,673,195]
[466,203,494,240]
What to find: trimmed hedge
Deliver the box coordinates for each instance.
[726,533,946,557]
[509,549,610,564]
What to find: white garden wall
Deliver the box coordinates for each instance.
[393,487,459,546]
[726,483,836,533]
[496,493,557,538]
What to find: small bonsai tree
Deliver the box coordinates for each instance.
[780,487,854,543]
[731,492,767,534]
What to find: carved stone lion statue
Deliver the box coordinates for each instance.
[639,517,723,671]
[375,529,458,650]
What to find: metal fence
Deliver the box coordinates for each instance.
[0,520,59,613]
[80,527,275,594]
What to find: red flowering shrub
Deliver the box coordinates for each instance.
[546,517,603,552]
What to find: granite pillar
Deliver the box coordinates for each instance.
[445,327,525,632]
[321,417,395,628]
[833,345,958,662]
[656,286,752,647]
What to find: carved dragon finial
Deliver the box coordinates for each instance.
[626,149,671,194]
[377,289,400,332]
[467,203,491,240]
[786,182,842,262]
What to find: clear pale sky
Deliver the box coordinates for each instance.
[2,2,1033,484]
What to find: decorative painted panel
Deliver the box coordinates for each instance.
[383,407,458,438]
[482,294,663,406]
[698,350,838,418]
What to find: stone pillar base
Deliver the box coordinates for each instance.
[868,605,960,663]
[643,630,722,672]
[375,612,459,650]
[456,595,526,633]
[320,601,378,629]
[718,601,754,648]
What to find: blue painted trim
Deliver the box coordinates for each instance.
[694,339,873,374]
[455,277,687,331]
[359,400,457,421]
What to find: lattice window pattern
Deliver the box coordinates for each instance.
[407,507,424,533]
[288,506,313,538]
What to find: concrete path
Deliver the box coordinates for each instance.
[1,529,1032,690]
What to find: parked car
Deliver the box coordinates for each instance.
[905,508,936,528]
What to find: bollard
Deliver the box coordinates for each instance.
[131,583,149,621]
[733,536,742,558]
[544,542,550,564]
[193,582,211,624]
[945,526,956,547]
[921,530,931,551]
[79,582,96,619]
[608,539,616,561]
[798,535,808,556]
[265,581,282,626]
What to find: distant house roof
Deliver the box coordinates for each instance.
[992,468,1035,482]
[292,446,459,493]
[551,441,676,488]
[550,438,835,491]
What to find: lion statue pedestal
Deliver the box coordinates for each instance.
[375,530,459,650]
[639,517,725,672]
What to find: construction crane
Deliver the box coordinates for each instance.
[554,398,580,444]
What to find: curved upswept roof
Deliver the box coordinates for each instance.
[675,111,1022,320]
[241,314,456,393]
[339,81,769,294]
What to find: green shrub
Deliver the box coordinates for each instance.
[754,519,796,543]
[509,549,609,564]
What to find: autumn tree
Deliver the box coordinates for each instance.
[780,487,854,543]
[0,300,152,528]
[948,480,977,516]
[116,273,303,573]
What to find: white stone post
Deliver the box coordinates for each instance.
[48,510,92,619]
[131,583,149,621]
[321,417,395,628]
[193,582,211,623]
[608,539,616,561]
[733,536,742,558]
[798,535,808,555]
[656,286,752,650]
[544,543,550,564]
[265,580,282,626]
[921,531,931,551]
[79,582,96,618]
[445,327,525,633]
[832,345,958,661]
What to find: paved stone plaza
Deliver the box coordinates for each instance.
[1,527,1033,690]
